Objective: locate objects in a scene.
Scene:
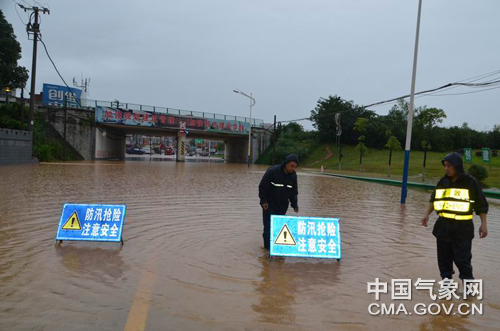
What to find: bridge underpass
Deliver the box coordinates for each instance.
[98,123,250,163]
[41,102,272,163]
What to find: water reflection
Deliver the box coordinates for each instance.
[252,254,296,324]
[418,301,472,331]
[252,250,341,326]
[55,244,126,283]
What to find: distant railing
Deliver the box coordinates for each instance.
[76,98,265,127]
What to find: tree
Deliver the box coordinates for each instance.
[0,10,29,90]
[310,95,374,144]
[354,117,369,172]
[415,107,446,149]
[385,130,402,178]
[283,122,303,134]
[421,140,431,181]
[386,99,409,144]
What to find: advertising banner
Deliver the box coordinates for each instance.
[43,83,82,108]
[95,106,249,134]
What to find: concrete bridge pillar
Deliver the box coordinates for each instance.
[95,128,125,160]
[176,131,186,162]
[225,138,248,163]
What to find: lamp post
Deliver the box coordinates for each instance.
[401,0,423,204]
[233,89,256,167]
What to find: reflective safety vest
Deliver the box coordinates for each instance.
[271,182,293,189]
[433,188,474,220]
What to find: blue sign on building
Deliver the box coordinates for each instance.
[43,83,82,108]
[270,215,341,259]
[56,204,126,242]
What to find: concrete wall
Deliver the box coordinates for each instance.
[0,128,35,165]
[44,108,96,160]
[251,128,273,163]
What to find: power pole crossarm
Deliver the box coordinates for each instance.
[19,4,50,132]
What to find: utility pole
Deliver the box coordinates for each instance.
[63,96,67,161]
[20,89,25,131]
[18,4,50,132]
[272,115,277,166]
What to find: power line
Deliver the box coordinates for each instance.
[38,35,127,141]
[12,1,27,25]
[425,84,500,96]
[279,69,500,124]
[38,35,73,96]
[423,69,500,96]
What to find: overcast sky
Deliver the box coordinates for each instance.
[2,0,499,131]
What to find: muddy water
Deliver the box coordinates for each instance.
[0,162,499,331]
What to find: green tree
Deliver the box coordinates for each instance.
[385,130,402,178]
[0,10,29,90]
[354,117,369,172]
[415,107,446,149]
[386,99,409,143]
[310,95,374,144]
[272,122,317,162]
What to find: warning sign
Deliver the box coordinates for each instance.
[274,224,296,245]
[62,211,81,230]
[56,204,126,242]
[270,215,341,259]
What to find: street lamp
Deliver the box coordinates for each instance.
[233,89,256,167]
[401,0,423,204]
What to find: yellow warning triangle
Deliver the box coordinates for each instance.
[274,224,296,246]
[62,211,82,230]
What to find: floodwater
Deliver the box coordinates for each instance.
[0,162,499,331]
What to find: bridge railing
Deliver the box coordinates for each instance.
[80,98,265,127]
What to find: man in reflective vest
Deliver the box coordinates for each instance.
[421,152,488,280]
[259,154,299,250]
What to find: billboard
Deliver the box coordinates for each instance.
[43,83,82,108]
[95,106,250,135]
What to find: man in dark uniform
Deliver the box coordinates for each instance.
[421,152,488,280]
[259,154,299,250]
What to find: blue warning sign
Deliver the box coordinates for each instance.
[270,215,341,259]
[56,204,126,242]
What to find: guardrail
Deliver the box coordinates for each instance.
[78,98,265,127]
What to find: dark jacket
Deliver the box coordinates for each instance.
[430,152,488,240]
[258,154,299,214]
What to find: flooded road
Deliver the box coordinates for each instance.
[1,162,499,331]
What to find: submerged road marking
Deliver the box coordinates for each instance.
[124,256,157,331]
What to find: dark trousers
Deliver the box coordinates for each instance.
[436,238,474,280]
[263,210,271,250]
[262,209,286,250]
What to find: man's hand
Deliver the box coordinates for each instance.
[261,203,269,211]
[421,204,434,227]
[421,215,429,227]
[294,207,299,213]
[479,224,488,238]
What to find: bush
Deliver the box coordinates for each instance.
[467,164,488,183]
[475,151,482,157]
[492,149,498,157]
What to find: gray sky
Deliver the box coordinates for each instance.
[2,0,499,131]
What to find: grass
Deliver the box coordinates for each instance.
[301,144,500,189]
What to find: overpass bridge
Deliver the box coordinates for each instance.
[40,98,272,163]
